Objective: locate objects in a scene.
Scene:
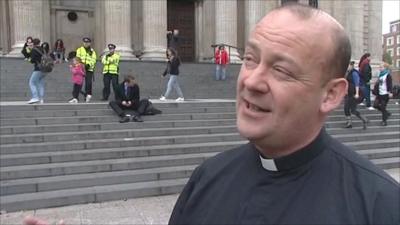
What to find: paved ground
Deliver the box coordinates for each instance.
[1,169,398,225]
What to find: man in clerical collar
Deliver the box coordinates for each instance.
[168,3,399,225]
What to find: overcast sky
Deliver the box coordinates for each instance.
[382,0,400,34]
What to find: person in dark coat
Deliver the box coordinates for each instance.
[109,75,146,123]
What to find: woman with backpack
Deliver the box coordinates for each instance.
[343,61,369,129]
[27,38,46,104]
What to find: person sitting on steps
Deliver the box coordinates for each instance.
[109,75,148,123]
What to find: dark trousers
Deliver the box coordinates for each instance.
[84,71,94,96]
[375,94,390,121]
[72,84,82,99]
[109,99,149,117]
[103,73,119,100]
[344,95,362,118]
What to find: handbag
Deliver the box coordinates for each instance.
[372,82,379,96]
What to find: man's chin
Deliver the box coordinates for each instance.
[237,125,267,141]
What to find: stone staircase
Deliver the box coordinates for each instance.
[0,100,399,212]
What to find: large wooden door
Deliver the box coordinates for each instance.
[167,0,195,62]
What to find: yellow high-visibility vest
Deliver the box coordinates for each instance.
[76,46,97,72]
[101,53,120,75]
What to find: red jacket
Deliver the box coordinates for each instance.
[215,49,229,65]
[70,63,85,85]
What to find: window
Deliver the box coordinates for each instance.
[397,47,400,56]
[392,25,398,33]
[387,37,394,46]
[397,35,400,45]
[397,59,400,68]
[387,49,394,57]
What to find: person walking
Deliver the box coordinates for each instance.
[358,53,374,110]
[344,61,368,129]
[214,45,229,80]
[76,37,97,102]
[373,63,393,126]
[101,44,120,101]
[27,38,45,104]
[160,48,184,102]
[68,57,85,103]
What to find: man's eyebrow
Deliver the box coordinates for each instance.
[244,40,260,53]
[246,40,299,67]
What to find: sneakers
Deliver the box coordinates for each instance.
[27,99,39,104]
[367,107,375,110]
[68,98,78,103]
[175,97,184,102]
[86,95,92,103]
[381,121,387,126]
[159,96,166,101]
[39,99,44,104]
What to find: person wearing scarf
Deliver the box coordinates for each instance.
[373,63,393,126]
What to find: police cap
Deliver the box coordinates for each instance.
[108,44,116,49]
[83,37,91,43]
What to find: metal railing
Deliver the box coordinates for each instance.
[211,43,244,61]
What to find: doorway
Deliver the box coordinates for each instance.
[167,0,195,62]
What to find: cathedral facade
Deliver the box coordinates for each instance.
[0,0,382,63]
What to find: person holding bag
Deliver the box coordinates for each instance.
[372,63,393,126]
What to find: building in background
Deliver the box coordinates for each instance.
[382,19,400,84]
[383,20,400,68]
[0,0,382,64]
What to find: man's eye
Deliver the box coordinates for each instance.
[273,66,290,75]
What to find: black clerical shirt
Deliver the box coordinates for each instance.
[169,129,399,225]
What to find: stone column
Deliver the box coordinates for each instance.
[244,0,267,41]
[367,0,382,64]
[103,0,134,59]
[215,0,241,63]
[141,0,167,61]
[8,0,45,56]
[344,0,364,60]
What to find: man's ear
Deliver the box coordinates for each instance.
[320,78,348,114]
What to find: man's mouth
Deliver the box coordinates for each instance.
[245,100,271,113]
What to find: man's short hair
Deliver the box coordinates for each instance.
[32,38,41,46]
[124,75,135,83]
[274,3,351,81]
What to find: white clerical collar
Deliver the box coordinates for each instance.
[259,155,278,171]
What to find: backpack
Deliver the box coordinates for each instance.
[34,48,54,73]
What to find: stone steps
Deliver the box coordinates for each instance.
[0,101,398,212]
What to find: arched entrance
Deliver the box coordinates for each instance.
[167,0,195,62]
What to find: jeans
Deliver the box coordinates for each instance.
[103,73,119,100]
[164,75,183,98]
[361,83,371,107]
[215,64,226,80]
[29,70,45,100]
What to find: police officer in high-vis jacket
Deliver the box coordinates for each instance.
[101,43,121,101]
[76,37,97,102]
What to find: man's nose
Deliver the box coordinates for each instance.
[243,67,270,93]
